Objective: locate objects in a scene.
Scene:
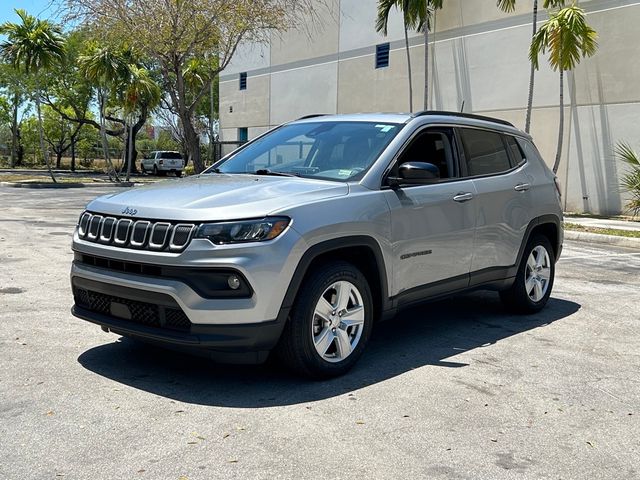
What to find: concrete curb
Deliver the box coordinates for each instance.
[1,181,138,189]
[564,230,640,249]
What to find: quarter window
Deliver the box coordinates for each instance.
[459,128,511,176]
[505,135,526,166]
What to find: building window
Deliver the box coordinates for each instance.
[238,127,248,142]
[239,72,247,90]
[375,43,390,69]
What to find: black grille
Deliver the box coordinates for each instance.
[78,212,195,252]
[73,287,191,332]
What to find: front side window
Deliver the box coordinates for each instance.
[394,127,458,181]
[211,121,402,182]
[459,128,511,176]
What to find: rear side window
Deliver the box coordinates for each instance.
[505,135,526,166]
[459,128,511,176]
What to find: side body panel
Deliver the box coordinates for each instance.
[383,180,477,294]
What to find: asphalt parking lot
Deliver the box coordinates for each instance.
[0,185,638,480]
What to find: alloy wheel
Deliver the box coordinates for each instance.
[311,280,365,363]
[525,245,551,302]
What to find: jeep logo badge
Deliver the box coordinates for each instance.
[121,207,138,216]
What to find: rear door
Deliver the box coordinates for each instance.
[383,126,477,298]
[457,127,533,284]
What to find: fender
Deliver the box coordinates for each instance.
[515,214,563,268]
[276,236,392,323]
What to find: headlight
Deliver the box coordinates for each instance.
[195,217,290,245]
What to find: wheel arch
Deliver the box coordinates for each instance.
[516,214,562,268]
[278,236,391,324]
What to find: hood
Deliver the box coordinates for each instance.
[86,174,349,221]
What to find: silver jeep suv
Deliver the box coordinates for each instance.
[71,112,563,378]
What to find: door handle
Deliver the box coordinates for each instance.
[453,192,474,203]
[514,183,530,192]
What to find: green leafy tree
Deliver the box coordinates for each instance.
[41,105,85,168]
[41,29,95,171]
[0,9,64,182]
[497,0,566,133]
[0,63,29,166]
[66,0,324,173]
[78,45,130,181]
[530,3,597,173]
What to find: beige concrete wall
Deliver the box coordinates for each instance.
[219,74,270,132]
[219,0,640,214]
[270,0,340,65]
[270,62,339,124]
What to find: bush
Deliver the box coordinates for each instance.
[615,142,640,216]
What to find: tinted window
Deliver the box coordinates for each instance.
[160,152,182,159]
[505,135,525,166]
[212,121,402,182]
[397,128,457,180]
[460,128,511,176]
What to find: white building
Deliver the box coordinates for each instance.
[219,0,640,215]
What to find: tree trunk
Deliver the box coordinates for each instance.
[423,4,430,111]
[71,134,76,172]
[182,111,202,172]
[553,70,564,174]
[34,81,57,183]
[525,0,538,134]
[10,93,19,168]
[56,150,62,169]
[404,19,413,113]
[126,122,134,182]
[98,89,120,182]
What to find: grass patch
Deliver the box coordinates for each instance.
[0,174,102,183]
[564,222,640,238]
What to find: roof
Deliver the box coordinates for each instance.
[290,111,527,137]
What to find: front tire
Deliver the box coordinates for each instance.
[276,261,373,379]
[500,234,555,314]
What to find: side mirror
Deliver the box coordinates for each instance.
[388,162,440,187]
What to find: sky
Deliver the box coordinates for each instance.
[1,0,60,24]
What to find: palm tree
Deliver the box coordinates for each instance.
[376,0,442,112]
[615,143,640,216]
[120,65,161,181]
[79,47,130,181]
[497,0,566,133]
[0,9,64,183]
[530,3,597,174]
[376,0,416,111]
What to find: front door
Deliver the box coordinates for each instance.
[383,127,477,299]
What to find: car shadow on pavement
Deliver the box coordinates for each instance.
[77,291,580,407]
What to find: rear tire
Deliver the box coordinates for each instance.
[500,234,555,314]
[276,261,373,379]
[152,165,158,176]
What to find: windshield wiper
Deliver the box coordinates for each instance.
[254,169,298,177]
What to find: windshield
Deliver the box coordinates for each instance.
[210,121,403,182]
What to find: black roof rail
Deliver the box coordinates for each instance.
[296,114,328,120]
[411,110,515,128]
